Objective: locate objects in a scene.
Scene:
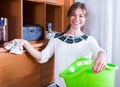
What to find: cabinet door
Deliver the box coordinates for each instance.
[41,56,54,86]
[0,52,42,87]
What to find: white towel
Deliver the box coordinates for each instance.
[4,40,24,54]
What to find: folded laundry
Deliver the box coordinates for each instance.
[4,40,24,54]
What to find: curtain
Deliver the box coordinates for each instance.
[75,0,120,87]
[112,0,120,87]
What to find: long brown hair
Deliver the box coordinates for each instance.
[64,2,88,33]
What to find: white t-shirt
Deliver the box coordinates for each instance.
[38,33,104,87]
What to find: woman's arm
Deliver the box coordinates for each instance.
[87,36,106,73]
[4,37,55,63]
[23,40,42,61]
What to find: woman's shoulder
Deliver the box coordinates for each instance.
[87,35,93,39]
[54,32,63,38]
[86,35,98,44]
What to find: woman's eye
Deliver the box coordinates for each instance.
[71,14,76,16]
[79,15,84,17]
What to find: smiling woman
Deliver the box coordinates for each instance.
[75,0,120,87]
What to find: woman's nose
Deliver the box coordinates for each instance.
[75,16,80,21]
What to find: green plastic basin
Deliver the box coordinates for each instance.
[60,58,119,87]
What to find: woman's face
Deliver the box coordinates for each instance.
[69,8,86,30]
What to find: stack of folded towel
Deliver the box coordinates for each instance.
[4,40,24,54]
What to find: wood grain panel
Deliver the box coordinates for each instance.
[0,52,41,87]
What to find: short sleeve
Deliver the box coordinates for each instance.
[38,36,55,63]
[88,36,105,59]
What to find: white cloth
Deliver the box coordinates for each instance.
[4,40,24,54]
[38,34,104,87]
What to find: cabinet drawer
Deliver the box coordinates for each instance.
[47,0,64,5]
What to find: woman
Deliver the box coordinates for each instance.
[4,2,106,87]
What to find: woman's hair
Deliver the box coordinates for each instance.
[64,2,88,33]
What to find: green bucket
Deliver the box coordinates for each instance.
[60,58,119,87]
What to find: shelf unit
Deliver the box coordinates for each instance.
[0,0,64,43]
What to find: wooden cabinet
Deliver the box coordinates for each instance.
[0,47,54,87]
[0,0,74,87]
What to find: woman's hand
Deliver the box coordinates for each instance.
[93,51,106,73]
[3,39,28,47]
[3,39,41,61]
